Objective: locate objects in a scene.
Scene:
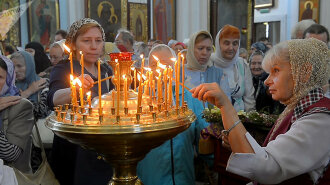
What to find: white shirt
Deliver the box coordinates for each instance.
[226,113,330,184]
[0,159,17,185]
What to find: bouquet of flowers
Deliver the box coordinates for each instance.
[202,107,278,130]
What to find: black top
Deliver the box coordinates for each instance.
[47,59,115,185]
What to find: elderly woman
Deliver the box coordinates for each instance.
[0,55,34,174]
[11,51,50,119]
[137,44,209,185]
[191,38,330,184]
[211,25,255,112]
[185,30,230,98]
[47,18,114,185]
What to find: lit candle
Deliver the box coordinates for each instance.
[98,59,102,112]
[181,55,185,105]
[149,71,153,105]
[76,79,83,107]
[172,58,179,109]
[140,54,145,76]
[63,44,73,76]
[80,52,84,102]
[152,79,156,102]
[116,62,120,116]
[163,68,168,111]
[123,75,128,108]
[137,73,143,113]
[112,90,115,107]
[87,91,91,108]
[132,67,137,92]
[70,75,77,106]
[156,76,161,104]
[168,67,173,107]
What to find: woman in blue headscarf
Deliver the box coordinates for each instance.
[11,51,50,119]
[0,55,34,173]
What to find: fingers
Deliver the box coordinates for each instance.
[0,97,21,111]
[191,84,204,98]
[221,135,231,150]
[78,74,94,90]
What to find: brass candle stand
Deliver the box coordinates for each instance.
[46,52,195,185]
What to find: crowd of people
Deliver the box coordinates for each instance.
[0,17,329,185]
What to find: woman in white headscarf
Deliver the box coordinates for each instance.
[185,30,231,98]
[211,25,255,112]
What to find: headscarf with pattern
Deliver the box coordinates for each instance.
[263,38,330,136]
[65,18,105,49]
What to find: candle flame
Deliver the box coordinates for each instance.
[158,62,166,69]
[181,54,184,58]
[155,76,159,80]
[144,67,151,71]
[131,67,135,71]
[115,59,118,63]
[70,74,74,81]
[142,74,147,80]
[137,73,141,81]
[122,75,126,79]
[86,91,91,96]
[140,54,144,59]
[63,44,71,53]
[152,55,159,61]
[156,69,161,74]
[76,78,82,87]
[72,78,78,85]
[79,51,83,55]
[170,58,176,62]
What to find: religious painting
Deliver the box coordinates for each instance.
[254,0,274,9]
[27,0,60,47]
[86,0,128,42]
[0,0,21,47]
[299,0,319,23]
[152,0,176,43]
[129,3,148,43]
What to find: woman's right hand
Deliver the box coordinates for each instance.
[0,96,21,111]
[30,78,47,92]
[77,74,94,91]
[190,83,231,108]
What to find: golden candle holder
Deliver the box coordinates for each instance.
[46,52,195,185]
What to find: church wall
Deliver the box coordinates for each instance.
[176,0,209,42]
[254,0,329,42]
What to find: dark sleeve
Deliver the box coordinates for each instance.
[47,62,71,109]
[0,130,22,162]
[33,80,51,119]
[6,99,34,151]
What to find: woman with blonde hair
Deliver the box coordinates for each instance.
[191,38,330,184]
